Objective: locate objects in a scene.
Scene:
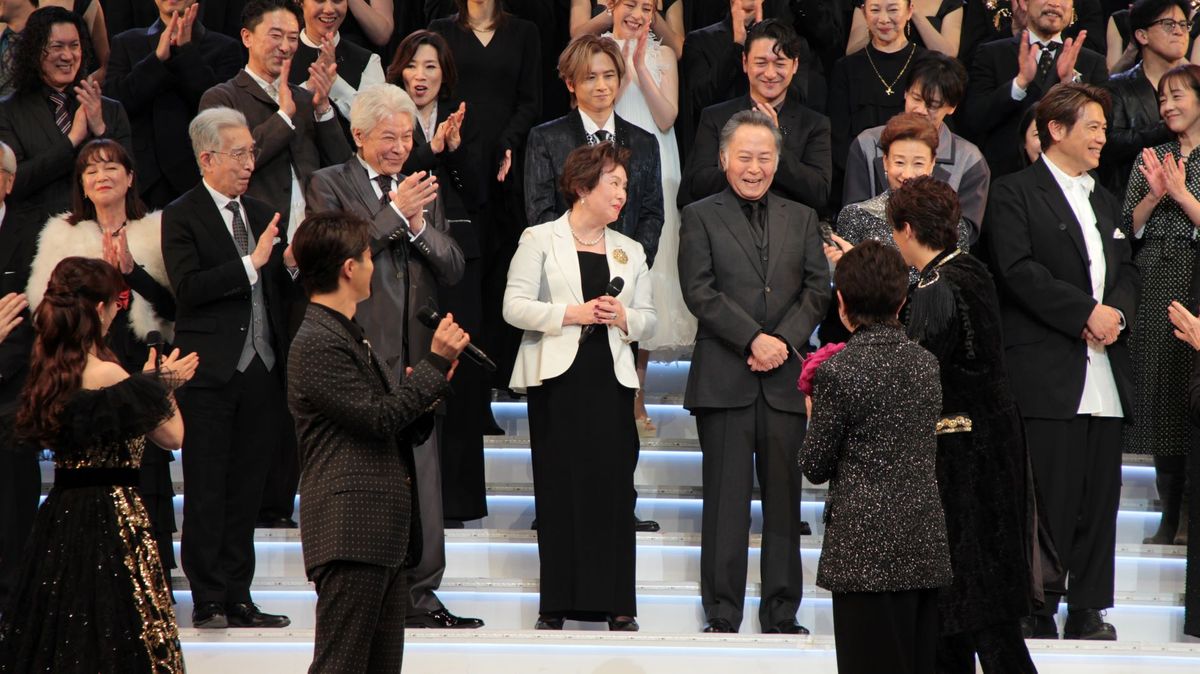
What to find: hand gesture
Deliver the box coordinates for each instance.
[1015,31,1040,90]
[0,292,27,344]
[753,99,779,128]
[1169,300,1200,350]
[102,226,136,274]
[249,213,281,270]
[565,299,602,326]
[277,60,297,118]
[143,346,200,386]
[445,102,465,152]
[175,2,199,47]
[307,60,337,116]
[1161,151,1189,202]
[430,312,470,364]
[497,148,513,182]
[633,21,650,69]
[1056,32,1087,83]
[748,333,788,372]
[155,12,179,61]
[1085,303,1122,346]
[74,75,107,137]
[283,243,296,269]
[822,233,852,265]
[315,31,336,67]
[1139,148,1169,200]
[731,0,763,45]
[391,170,439,223]
[594,294,627,332]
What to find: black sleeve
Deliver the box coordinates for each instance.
[124,265,177,322]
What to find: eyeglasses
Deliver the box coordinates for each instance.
[1151,18,1193,33]
[210,146,261,165]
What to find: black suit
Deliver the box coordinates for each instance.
[679,187,830,630]
[162,184,299,606]
[524,110,664,265]
[679,95,831,212]
[0,89,132,223]
[984,158,1139,615]
[105,20,241,208]
[960,36,1108,178]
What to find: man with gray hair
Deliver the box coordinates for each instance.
[679,109,830,635]
[162,105,300,630]
[306,82,475,630]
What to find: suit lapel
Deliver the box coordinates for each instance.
[764,196,790,284]
[345,158,384,217]
[714,189,765,281]
[234,70,280,111]
[1033,159,1089,267]
[551,216,585,304]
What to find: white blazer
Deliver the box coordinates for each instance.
[503,212,656,393]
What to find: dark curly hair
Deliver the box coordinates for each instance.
[834,240,908,329]
[9,7,94,95]
[887,175,961,251]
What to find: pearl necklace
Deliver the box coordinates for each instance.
[570,226,605,246]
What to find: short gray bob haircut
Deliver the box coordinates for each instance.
[351,83,417,134]
[718,110,783,156]
[0,141,15,174]
[189,107,249,165]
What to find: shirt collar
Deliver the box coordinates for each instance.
[202,178,242,211]
[1043,153,1095,194]
[300,29,340,49]
[244,66,282,96]
[356,154,392,183]
[1028,30,1064,48]
[579,110,616,137]
[314,303,364,341]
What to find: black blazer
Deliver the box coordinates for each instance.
[524,110,665,265]
[200,70,352,227]
[403,99,486,258]
[0,207,38,409]
[679,94,831,212]
[161,185,299,387]
[679,187,830,413]
[984,158,1140,420]
[960,36,1108,178]
[0,90,132,223]
[105,21,242,202]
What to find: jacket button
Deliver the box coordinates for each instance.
[764,286,771,293]
[1058,223,1067,231]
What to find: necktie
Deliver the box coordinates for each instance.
[374,174,393,206]
[589,129,611,145]
[1037,42,1060,79]
[226,201,249,255]
[49,91,70,135]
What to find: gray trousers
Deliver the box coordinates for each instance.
[405,425,446,615]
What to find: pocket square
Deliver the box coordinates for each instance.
[1112,229,1126,240]
[273,237,283,244]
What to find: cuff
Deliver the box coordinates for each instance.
[426,353,452,374]
[744,329,764,356]
[315,106,335,122]
[276,109,295,130]
[1011,79,1028,101]
[241,256,259,285]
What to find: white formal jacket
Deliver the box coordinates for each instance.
[504,212,656,393]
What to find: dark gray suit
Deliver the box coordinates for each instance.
[679,187,830,630]
[289,303,451,673]
[306,156,464,618]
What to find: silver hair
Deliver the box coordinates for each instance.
[0,141,14,174]
[718,110,783,157]
[189,107,249,165]
[350,83,417,134]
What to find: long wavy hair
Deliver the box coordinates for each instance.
[16,257,125,446]
[68,139,147,225]
[9,7,94,96]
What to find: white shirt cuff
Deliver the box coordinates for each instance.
[275,109,295,130]
[242,255,259,285]
[1011,79,1028,101]
[315,105,335,122]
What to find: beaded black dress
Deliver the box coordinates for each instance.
[0,375,184,673]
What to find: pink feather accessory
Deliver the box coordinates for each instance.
[797,342,846,396]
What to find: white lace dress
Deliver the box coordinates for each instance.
[608,33,696,358]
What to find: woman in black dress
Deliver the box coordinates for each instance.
[846,0,964,57]
[24,139,180,583]
[0,256,196,672]
[891,176,1039,672]
[502,143,656,631]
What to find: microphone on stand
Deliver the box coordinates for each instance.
[146,331,163,376]
[579,276,625,344]
[415,306,497,372]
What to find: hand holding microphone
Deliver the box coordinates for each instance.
[417,306,497,372]
[580,277,625,343]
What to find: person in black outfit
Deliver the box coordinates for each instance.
[960,0,1108,178]
[0,7,132,225]
[679,19,831,213]
[960,0,1106,67]
[1171,259,1200,637]
[105,0,242,209]
[1101,0,1189,196]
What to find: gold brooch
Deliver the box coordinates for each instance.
[612,248,628,264]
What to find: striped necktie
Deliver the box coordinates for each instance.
[49,91,71,135]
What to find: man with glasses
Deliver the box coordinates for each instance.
[1102,0,1191,197]
[163,106,302,630]
[843,52,990,241]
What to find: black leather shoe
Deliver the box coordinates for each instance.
[192,601,227,629]
[703,618,736,633]
[763,619,810,635]
[535,615,564,630]
[406,608,485,629]
[608,616,640,632]
[1019,614,1059,639]
[799,520,812,536]
[1063,609,1117,640]
[255,517,299,529]
[226,602,290,628]
[634,517,660,532]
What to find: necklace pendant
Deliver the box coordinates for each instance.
[885,86,893,96]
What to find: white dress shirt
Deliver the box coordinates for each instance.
[1043,155,1124,418]
[202,179,260,286]
[1011,30,1066,101]
[580,110,617,141]
[298,30,385,122]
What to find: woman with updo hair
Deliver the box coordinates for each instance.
[890,175,1039,673]
[503,141,656,632]
[0,256,196,671]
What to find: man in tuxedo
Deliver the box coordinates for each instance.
[288,211,469,671]
[163,106,299,629]
[679,110,830,634]
[306,83,481,630]
[0,6,132,224]
[678,19,831,213]
[105,0,242,209]
[960,0,1108,178]
[984,83,1139,640]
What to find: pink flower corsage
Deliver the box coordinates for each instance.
[797,342,846,397]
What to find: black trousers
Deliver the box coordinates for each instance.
[1025,415,1123,614]
[180,357,283,604]
[311,560,406,674]
[937,621,1037,674]
[696,397,806,630]
[832,588,939,674]
[0,447,40,612]
[257,415,300,523]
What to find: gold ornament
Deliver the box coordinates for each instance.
[612,248,628,264]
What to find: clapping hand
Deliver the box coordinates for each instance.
[1015,31,1040,90]
[497,149,513,182]
[249,213,282,270]
[430,102,467,154]
[277,59,297,118]
[390,171,439,231]
[1056,31,1087,83]
[68,75,105,146]
[731,0,763,44]
[1139,148,1170,200]
[0,292,27,344]
[1169,300,1200,350]
[101,226,136,274]
[143,346,200,386]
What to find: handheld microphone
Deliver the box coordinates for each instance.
[579,276,625,343]
[146,331,163,376]
[415,307,497,372]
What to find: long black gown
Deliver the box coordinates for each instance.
[0,375,183,672]
[527,252,638,621]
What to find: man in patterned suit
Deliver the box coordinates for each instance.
[287,210,470,673]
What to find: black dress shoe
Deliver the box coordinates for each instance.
[634,517,660,532]
[763,619,810,635]
[702,618,736,633]
[406,608,485,629]
[1063,609,1117,640]
[799,520,812,536]
[255,517,299,529]
[1019,614,1059,639]
[535,615,565,630]
[226,602,291,628]
[192,601,227,629]
[608,616,640,631]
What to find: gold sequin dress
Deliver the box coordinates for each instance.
[0,375,184,672]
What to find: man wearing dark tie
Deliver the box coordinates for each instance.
[960,0,1108,178]
[163,106,299,629]
[984,83,1139,641]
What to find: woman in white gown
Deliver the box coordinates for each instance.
[605,0,696,433]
